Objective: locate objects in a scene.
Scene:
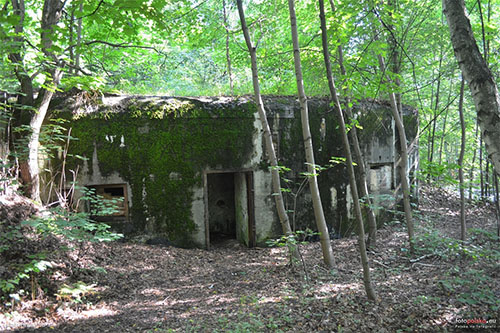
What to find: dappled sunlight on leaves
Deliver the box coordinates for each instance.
[1,186,498,332]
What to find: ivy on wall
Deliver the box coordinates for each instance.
[63,97,256,244]
[49,94,417,243]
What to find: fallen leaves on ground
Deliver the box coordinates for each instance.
[1,185,499,332]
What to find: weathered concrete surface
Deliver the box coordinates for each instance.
[44,93,418,247]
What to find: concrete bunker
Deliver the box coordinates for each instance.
[45,94,418,248]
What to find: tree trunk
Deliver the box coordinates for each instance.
[329,0,377,247]
[387,0,402,111]
[480,138,484,198]
[68,6,75,74]
[236,0,295,245]
[494,173,500,239]
[223,0,233,95]
[443,0,500,178]
[287,0,335,268]
[469,121,479,200]
[485,159,490,198]
[25,69,62,201]
[75,2,83,72]
[428,47,444,170]
[8,0,33,108]
[437,104,449,166]
[8,0,65,201]
[373,37,415,251]
[457,78,466,241]
[319,0,376,300]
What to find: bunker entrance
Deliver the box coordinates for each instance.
[206,171,255,248]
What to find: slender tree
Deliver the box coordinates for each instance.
[223,0,234,95]
[428,45,444,168]
[373,32,415,251]
[457,78,466,240]
[330,0,378,246]
[287,0,335,268]
[7,0,66,201]
[494,173,500,239]
[469,121,479,200]
[236,0,296,252]
[319,0,377,300]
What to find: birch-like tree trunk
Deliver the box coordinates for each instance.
[319,0,376,300]
[469,121,479,200]
[236,0,295,243]
[375,45,415,251]
[287,0,335,268]
[223,0,233,95]
[443,0,500,178]
[386,64,415,249]
[329,0,377,246]
[494,174,500,239]
[457,78,466,241]
[429,47,444,168]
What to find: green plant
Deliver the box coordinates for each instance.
[267,229,317,281]
[439,269,500,311]
[1,253,53,301]
[0,223,23,253]
[22,206,122,244]
[22,186,123,244]
[414,227,500,262]
[417,160,459,185]
[1,187,122,303]
[414,295,440,304]
[56,281,97,304]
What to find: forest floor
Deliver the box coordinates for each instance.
[1,185,499,332]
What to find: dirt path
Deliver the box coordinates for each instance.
[1,186,499,332]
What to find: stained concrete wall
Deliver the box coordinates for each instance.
[46,94,417,247]
[234,172,249,246]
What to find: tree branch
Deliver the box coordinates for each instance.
[74,0,105,20]
[65,40,166,56]
[170,0,209,22]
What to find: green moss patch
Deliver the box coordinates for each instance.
[66,97,256,243]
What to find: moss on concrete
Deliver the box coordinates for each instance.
[67,97,256,243]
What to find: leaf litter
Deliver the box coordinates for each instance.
[1,185,499,332]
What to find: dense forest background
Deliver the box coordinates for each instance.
[0,0,499,331]
[1,0,499,195]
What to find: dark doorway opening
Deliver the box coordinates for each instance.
[207,173,236,244]
[205,171,255,248]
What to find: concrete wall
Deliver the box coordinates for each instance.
[47,94,417,247]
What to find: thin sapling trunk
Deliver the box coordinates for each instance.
[319,0,377,300]
[287,0,335,268]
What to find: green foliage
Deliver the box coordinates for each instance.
[267,229,317,280]
[60,75,106,92]
[0,252,53,301]
[266,229,316,255]
[414,227,500,262]
[0,187,122,303]
[329,156,349,165]
[82,187,124,218]
[439,268,500,311]
[23,203,122,242]
[417,160,459,185]
[0,223,22,253]
[56,281,97,304]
